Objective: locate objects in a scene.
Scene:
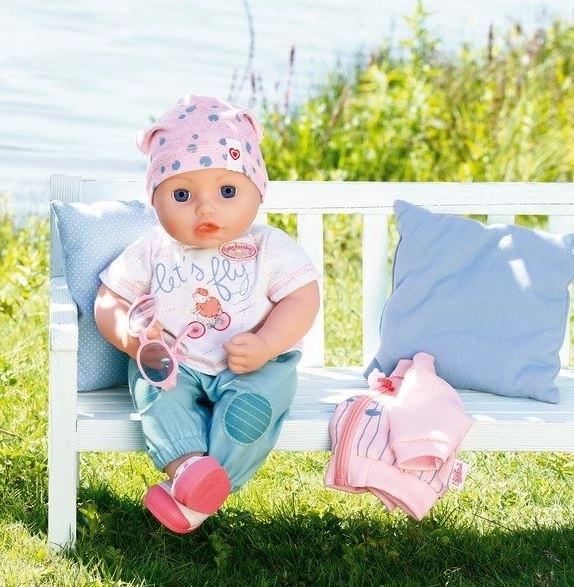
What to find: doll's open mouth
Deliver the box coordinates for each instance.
[195,222,220,235]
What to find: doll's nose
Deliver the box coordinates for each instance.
[195,195,215,217]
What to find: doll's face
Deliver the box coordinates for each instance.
[152,168,262,247]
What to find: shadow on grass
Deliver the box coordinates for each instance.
[64,485,574,587]
[1,448,572,585]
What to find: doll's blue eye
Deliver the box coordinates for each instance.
[172,189,190,202]
[219,185,237,199]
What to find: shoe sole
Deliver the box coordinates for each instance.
[172,456,231,514]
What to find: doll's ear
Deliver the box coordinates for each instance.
[242,111,264,142]
[135,123,164,155]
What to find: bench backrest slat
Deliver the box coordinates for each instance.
[297,213,325,366]
[362,213,390,367]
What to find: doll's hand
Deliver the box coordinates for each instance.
[223,332,273,374]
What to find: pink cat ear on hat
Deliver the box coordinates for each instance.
[135,123,164,155]
[242,111,264,141]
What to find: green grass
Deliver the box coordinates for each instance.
[2,434,574,585]
[2,7,574,585]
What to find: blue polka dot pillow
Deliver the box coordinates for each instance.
[52,199,158,390]
[365,200,574,404]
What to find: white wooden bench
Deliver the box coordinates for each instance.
[48,174,574,550]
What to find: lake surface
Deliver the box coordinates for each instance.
[1,0,572,216]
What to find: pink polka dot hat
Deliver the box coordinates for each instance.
[136,94,268,200]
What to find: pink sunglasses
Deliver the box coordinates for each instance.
[127,295,193,390]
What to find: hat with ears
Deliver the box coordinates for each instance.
[136,94,268,200]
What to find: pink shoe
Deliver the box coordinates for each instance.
[171,456,231,515]
[144,481,208,534]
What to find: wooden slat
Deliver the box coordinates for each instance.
[77,368,574,453]
[297,213,325,367]
[265,181,574,215]
[49,277,78,351]
[50,176,574,216]
[362,213,389,366]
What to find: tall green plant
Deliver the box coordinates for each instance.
[262,6,574,183]
[0,205,48,442]
[0,209,49,320]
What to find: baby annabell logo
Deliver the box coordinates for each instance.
[219,241,258,261]
[448,459,469,490]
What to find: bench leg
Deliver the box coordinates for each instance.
[48,351,79,550]
[48,448,78,550]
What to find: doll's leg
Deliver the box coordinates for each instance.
[206,351,301,491]
[128,359,211,468]
[128,360,230,532]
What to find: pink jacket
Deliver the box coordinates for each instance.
[324,352,473,520]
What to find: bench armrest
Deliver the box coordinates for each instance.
[49,276,78,352]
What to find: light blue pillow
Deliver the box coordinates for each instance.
[365,200,574,404]
[52,199,158,391]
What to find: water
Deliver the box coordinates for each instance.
[1,0,572,217]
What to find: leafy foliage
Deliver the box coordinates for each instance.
[0,204,49,319]
[264,6,574,183]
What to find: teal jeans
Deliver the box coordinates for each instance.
[128,351,301,491]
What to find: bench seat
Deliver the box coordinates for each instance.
[75,368,574,454]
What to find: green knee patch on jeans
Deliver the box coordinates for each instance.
[224,393,273,444]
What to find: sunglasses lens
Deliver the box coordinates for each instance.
[139,342,175,383]
[129,297,156,334]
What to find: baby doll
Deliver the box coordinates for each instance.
[94,94,320,533]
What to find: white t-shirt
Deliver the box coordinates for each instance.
[99,224,320,374]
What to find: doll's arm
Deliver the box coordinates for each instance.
[223,280,320,374]
[94,284,141,359]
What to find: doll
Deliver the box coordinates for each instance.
[95,93,320,533]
